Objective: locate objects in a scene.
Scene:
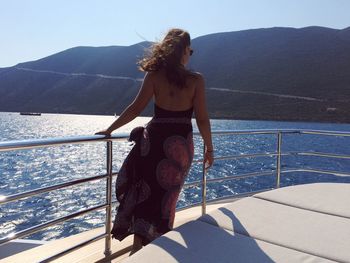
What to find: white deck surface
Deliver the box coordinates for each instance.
[1,202,227,262]
[2,183,349,262]
[0,239,46,260]
[124,183,350,263]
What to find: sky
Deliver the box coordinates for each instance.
[1,0,350,67]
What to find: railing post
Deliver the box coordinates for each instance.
[201,144,207,215]
[276,132,282,188]
[104,141,113,258]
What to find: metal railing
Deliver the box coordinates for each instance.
[0,134,128,262]
[191,129,350,215]
[1,129,350,262]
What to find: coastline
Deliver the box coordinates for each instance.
[1,110,349,125]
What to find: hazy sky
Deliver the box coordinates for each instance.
[1,0,349,67]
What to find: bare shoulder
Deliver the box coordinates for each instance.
[192,71,204,79]
[145,70,167,84]
[189,72,205,88]
[188,71,202,79]
[143,72,163,90]
[144,71,157,81]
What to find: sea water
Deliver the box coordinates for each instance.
[1,112,350,240]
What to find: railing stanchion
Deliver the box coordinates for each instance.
[276,132,282,188]
[201,144,207,215]
[104,141,113,258]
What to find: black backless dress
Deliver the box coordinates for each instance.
[111,103,194,245]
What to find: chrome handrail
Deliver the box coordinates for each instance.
[0,134,129,260]
[1,129,350,262]
[105,141,113,257]
[282,168,350,177]
[1,129,350,152]
[295,151,350,159]
[276,132,282,188]
[0,134,129,152]
[0,203,107,245]
[201,145,207,215]
[194,129,350,216]
[0,173,117,205]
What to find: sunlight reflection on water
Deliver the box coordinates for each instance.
[1,112,350,240]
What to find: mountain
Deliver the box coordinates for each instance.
[189,26,350,122]
[191,27,350,98]
[0,43,151,115]
[1,27,350,122]
[16,42,150,78]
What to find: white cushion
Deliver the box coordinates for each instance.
[199,195,350,262]
[123,220,334,263]
[253,183,350,218]
[124,183,350,263]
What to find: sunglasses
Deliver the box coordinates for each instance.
[190,49,194,56]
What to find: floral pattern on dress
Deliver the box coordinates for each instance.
[156,132,194,228]
[156,159,183,190]
[161,190,181,229]
[163,135,191,170]
[140,128,150,156]
[114,184,139,228]
[112,104,194,246]
[136,180,151,203]
[115,156,128,201]
[187,132,194,161]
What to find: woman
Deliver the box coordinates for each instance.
[96,28,214,254]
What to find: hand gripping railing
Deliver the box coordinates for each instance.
[1,129,350,262]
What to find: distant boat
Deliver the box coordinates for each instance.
[20,112,41,116]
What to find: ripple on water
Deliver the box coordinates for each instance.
[1,112,350,240]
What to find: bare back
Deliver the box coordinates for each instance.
[151,70,198,111]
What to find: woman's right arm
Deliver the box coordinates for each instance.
[193,74,214,168]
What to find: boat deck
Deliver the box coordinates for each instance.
[1,202,229,262]
[4,183,350,262]
[124,183,350,263]
[1,129,350,262]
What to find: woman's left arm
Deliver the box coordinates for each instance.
[95,73,154,135]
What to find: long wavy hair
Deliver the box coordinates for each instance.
[138,28,194,89]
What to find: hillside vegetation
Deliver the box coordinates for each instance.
[1,27,350,122]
